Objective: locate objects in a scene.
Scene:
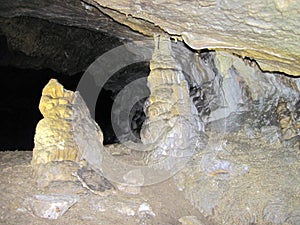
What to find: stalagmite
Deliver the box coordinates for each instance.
[141,35,205,165]
[32,79,105,186]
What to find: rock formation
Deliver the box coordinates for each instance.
[2,0,299,75]
[1,0,298,221]
[1,1,300,75]
[0,16,122,75]
[172,46,300,225]
[28,36,300,224]
[90,0,300,76]
[32,79,81,166]
[277,97,300,141]
[195,51,300,128]
[141,35,204,165]
[32,79,105,186]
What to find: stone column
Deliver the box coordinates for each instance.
[141,35,204,165]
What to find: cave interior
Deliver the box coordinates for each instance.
[0,2,300,224]
[0,16,151,149]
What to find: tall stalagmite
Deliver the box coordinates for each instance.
[141,35,204,166]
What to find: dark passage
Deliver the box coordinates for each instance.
[0,63,149,150]
[96,62,150,145]
[0,66,82,150]
[0,15,150,150]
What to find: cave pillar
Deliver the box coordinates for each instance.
[141,35,204,164]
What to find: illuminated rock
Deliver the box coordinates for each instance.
[32,79,104,186]
[92,0,300,76]
[32,79,80,166]
[141,35,205,165]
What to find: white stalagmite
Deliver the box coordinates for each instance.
[141,35,204,165]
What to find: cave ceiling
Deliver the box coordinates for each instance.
[0,0,299,76]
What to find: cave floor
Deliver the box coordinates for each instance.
[0,150,204,225]
[0,130,299,225]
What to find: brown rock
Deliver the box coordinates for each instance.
[276,97,300,140]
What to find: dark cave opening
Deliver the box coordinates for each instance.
[0,62,150,150]
[0,66,83,150]
[95,62,150,145]
[0,15,151,149]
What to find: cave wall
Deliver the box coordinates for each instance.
[0,0,144,41]
[0,16,122,75]
[89,0,300,76]
[1,0,299,76]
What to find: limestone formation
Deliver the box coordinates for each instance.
[27,37,300,224]
[172,48,300,225]
[32,79,104,186]
[32,79,80,166]
[1,1,299,75]
[187,50,300,134]
[92,0,300,76]
[141,35,205,165]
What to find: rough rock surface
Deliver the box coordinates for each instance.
[277,97,300,140]
[172,48,300,224]
[141,35,204,166]
[0,151,205,225]
[184,50,300,136]
[102,62,150,143]
[90,0,300,75]
[24,194,79,220]
[0,16,122,75]
[32,79,81,166]
[174,131,300,225]
[32,79,104,186]
[0,0,144,41]
[1,1,299,75]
